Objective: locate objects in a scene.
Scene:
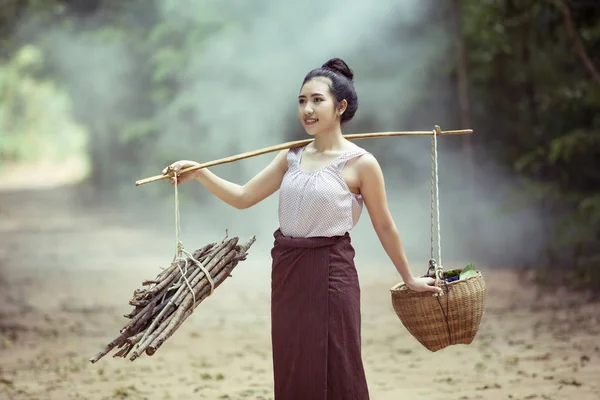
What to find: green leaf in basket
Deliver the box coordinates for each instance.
[460,269,478,280]
[444,269,459,278]
[461,263,475,273]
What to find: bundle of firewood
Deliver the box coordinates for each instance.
[89,234,256,363]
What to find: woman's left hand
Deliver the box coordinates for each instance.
[406,276,442,293]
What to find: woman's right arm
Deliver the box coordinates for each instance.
[166,150,289,210]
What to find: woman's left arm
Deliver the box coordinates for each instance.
[357,154,441,293]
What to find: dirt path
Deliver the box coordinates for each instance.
[1,185,599,400]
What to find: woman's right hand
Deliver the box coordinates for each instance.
[162,160,201,186]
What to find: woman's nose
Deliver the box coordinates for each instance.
[304,105,313,115]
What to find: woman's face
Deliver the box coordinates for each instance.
[298,78,345,136]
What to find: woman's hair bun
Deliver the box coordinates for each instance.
[322,58,354,81]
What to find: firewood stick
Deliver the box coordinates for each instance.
[89,331,130,363]
[236,235,257,257]
[131,244,238,357]
[168,247,237,309]
[131,307,176,360]
[166,238,238,307]
[146,275,229,355]
[146,248,241,352]
[172,249,238,311]
[126,331,146,346]
[159,242,215,278]
[122,260,196,332]
[140,237,248,326]
[146,250,247,355]
[168,238,237,298]
[122,343,135,358]
[131,249,215,308]
[157,242,215,281]
[192,240,255,308]
[132,239,238,349]
[135,128,473,186]
[133,288,149,297]
[121,301,154,333]
[146,244,216,295]
[146,308,192,356]
[124,306,143,319]
[129,298,151,307]
[150,246,236,319]
[113,342,134,358]
[128,243,222,312]
[125,302,174,345]
[131,308,177,360]
[147,260,190,292]
[121,297,162,334]
[138,243,216,292]
[143,264,188,298]
[138,249,239,357]
[149,263,183,287]
[126,299,171,347]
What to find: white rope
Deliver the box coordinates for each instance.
[172,172,198,307]
[430,129,442,281]
[171,172,216,308]
[430,138,435,261]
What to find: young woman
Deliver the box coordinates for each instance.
[163,58,441,400]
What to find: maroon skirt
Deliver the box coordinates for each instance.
[270,228,370,400]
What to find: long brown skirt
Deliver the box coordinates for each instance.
[270,228,370,400]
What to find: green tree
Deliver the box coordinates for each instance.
[459,0,600,291]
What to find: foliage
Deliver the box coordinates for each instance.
[0,44,87,169]
[460,0,600,291]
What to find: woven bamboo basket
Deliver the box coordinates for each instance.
[387,126,485,351]
[390,268,486,352]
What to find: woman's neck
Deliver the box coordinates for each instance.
[311,126,345,152]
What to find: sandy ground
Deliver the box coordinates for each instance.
[1,181,600,400]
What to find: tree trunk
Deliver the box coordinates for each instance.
[450,0,475,173]
[559,0,600,86]
[450,0,478,245]
[523,4,538,136]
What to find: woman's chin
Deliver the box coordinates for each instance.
[303,125,320,136]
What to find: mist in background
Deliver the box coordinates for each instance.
[8,0,548,276]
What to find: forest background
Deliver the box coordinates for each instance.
[1,0,599,293]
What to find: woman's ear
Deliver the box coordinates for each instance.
[338,99,348,117]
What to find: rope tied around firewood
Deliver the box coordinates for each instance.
[89,168,257,364]
[171,172,216,305]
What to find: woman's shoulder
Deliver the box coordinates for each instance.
[344,142,379,168]
[345,141,373,157]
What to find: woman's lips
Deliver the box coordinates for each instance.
[304,118,318,125]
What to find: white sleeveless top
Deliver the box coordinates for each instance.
[278,143,370,238]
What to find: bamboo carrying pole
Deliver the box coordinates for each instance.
[135,126,473,186]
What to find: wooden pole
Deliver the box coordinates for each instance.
[135,126,473,186]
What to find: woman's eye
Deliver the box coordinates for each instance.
[314,98,323,103]
[298,99,305,104]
